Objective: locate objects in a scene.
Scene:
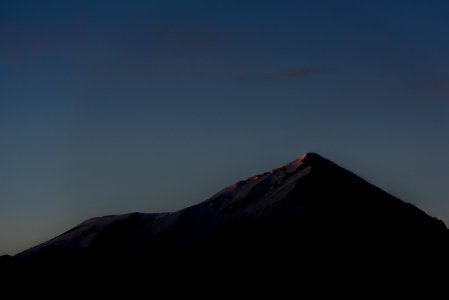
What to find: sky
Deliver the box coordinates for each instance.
[1,0,449,255]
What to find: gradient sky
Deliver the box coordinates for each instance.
[1,0,449,255]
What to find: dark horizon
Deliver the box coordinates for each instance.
[1,0,449,256]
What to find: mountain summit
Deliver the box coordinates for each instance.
[10,153,449,279]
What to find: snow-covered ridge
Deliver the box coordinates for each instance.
[206,152,315,203]
[17,153,325,257]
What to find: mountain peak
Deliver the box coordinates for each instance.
[14,151,449,276]
[299,152,326,164]
[280,152,328,173]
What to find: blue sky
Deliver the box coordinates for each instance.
[1,0,449,255]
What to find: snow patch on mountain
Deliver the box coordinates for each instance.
[17,153,320,257]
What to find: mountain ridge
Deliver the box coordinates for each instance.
[4,152,448,284]
[17,152,449,257]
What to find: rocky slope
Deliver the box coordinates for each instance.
[8,153,449,279]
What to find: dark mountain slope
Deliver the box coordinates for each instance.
[5,153,449,282]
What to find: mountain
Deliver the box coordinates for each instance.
[7,153,449,282]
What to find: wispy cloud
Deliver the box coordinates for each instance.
[414,79,449,103]
[154,24,242,53]
[237,67,322,82]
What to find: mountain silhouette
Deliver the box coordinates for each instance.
[3,153,449,285]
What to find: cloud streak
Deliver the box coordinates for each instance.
[237,67,322,82]
[414,80,449,103]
